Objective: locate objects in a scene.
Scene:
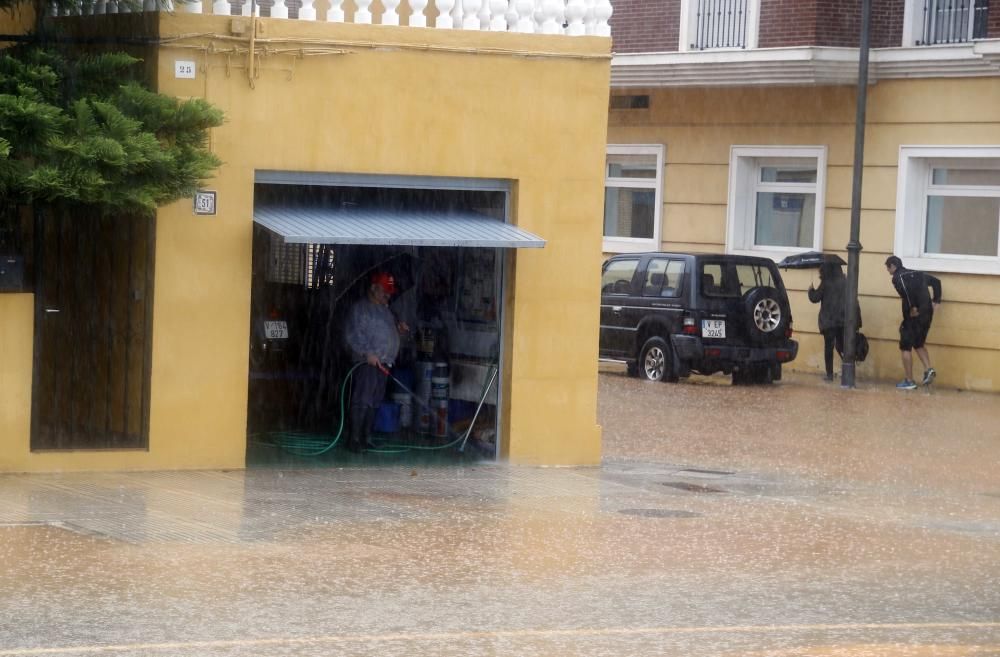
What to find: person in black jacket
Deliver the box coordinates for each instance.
[885,256,942,390]
[808,262,859,382]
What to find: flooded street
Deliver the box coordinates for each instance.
[1,371,998,656]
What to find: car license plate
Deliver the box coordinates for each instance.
[264,320,288,339]
[701,319,725,339]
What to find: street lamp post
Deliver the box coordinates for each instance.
[841,0,872,389]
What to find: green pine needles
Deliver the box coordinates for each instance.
[0,47,223,215]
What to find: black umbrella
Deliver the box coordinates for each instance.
[777,251,847,269]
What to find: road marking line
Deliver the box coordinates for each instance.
[2,622,999,655]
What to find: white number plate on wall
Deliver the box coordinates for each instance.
[701,319,725,339]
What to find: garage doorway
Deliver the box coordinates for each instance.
[246,173,541,466]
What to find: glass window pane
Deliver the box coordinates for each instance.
[931,168,1000,187]
[700,263,737,297]
[662,260,685,298]
[734,264,776,295]
[604,187,656,239]
[925,195,1000,257]
[754,192,815,248]
[761,166,817,184]
[641,258,668,296]
[602,259,639,294]
[607,154,657,179]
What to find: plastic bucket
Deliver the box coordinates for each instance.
[374,401,400,433]
[392,393,412,428]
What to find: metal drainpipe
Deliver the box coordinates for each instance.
[841,0,872,389]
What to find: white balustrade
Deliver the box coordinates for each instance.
[326,0,343,21]
[354,0,372,23]
[565,0,584,35]
[408,0,427,27]
[488,0,506,30]
[433,0,453,27]
[513,0,532,32]
[539,0,560,34]
[477,0,490,29]
[504,0,517,29]
[381,0,399,25]
[461,0,479,29]
[46,0,607,39]
[592,0,611,37]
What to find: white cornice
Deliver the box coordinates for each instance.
[611,42,1000,88]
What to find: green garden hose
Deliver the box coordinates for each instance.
[261,360,492,458]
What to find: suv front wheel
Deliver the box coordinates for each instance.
[638,336,678,383]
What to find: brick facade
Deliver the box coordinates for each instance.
[991,0,1000,39]
[760,0,904,48]
[610,0,682,53]
[611,0,907,52]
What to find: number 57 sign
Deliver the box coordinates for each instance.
[193,190,217,216]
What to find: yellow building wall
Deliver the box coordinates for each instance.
[0,294,33,471]
[608,80,1000,392]
[0,15,608,472]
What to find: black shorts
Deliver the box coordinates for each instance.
[899,315,932,350]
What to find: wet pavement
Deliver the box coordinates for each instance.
[1,370,999,656]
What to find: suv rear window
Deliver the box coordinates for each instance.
[602,259,639,295]
[700,262,776,297]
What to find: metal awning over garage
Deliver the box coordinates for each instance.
[253,206,545,248]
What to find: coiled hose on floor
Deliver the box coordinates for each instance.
[258,362,489,458]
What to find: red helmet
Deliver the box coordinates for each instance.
[370,271,397,294]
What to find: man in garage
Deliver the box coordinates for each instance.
[343,271,409,451]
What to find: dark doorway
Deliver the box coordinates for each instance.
[31,212,155,450]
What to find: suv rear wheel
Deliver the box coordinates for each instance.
[638,336,678,383]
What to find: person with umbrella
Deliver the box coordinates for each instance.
[807,260,859,382]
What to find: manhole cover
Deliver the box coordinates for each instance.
[662,482,726,494]
[618,509,702,519]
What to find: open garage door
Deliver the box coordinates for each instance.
[246,177,541,467]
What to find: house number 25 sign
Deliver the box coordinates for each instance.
[193,190,217,216]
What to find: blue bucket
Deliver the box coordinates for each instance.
[374,401,400,433]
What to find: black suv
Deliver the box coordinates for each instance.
[599,252,798,385]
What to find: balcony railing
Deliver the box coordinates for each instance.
[51,0,614,36]
[918,0,989,45]
[690,0,749,50]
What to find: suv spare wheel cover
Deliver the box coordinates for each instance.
[743,286,788,342]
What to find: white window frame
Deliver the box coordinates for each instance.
[726,145,827,261]
[902,0,986,47]
[603,144,664,254]
[679,0,761,52]
[894,145,1000,275]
